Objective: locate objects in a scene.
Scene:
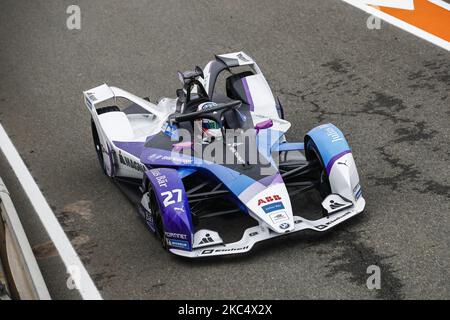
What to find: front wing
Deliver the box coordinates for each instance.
[170,196,365,258]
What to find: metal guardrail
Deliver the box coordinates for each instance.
[0,177,51,300]
[0,124,101,300]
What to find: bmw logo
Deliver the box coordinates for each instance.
[280,223,290,230]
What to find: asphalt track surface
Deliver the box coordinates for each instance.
[0,0,449,299]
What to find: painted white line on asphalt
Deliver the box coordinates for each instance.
[0,124,102,300]
[342,0,450,51]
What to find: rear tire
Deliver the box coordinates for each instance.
[90,106,120,175]
[91,119,107,175]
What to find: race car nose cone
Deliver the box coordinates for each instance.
[242,180,295,234]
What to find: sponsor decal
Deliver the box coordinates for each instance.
[198,233,215,245]
[148,153,163,161]
[269,211,288,223]
[200,102,218,109]
[257,195,281,206]
[279,223,290,230]
[150,169,169,188]
[154,155,193,165]
[165,232,187,240]
[262,201,285,213]
[85,98,93,109]
[174,206,185,213]
[317,210,354,230]
[162,123,179,139]
[86,92,97,102]
[201,246,249,255]
[85,92,96,109]
[325,126,344,143]
[237,53,250,62]
[329,200,345,210]
[161,189,182,207]
[119,151,146,172]
[167,239,189,249]
[353,183,363,200]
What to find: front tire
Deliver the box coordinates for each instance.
[148,185,167,249]
[306,140,331,199]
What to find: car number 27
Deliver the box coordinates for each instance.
[160,189,182,207]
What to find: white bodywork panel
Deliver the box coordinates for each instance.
[216,51,256,67]
[98,112,134,142]
[193,229,223,248]
[328,153,360,202]
[242,183,294,233]
[321,194,353,214]
[245,74,279,119]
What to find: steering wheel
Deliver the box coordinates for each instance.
[169,100,242,135]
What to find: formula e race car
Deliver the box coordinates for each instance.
[83,52,365,258]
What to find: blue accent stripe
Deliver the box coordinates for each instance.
[262,201,284,213]
[273,142,305,152]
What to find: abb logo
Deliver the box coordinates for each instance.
[257,195,281,206]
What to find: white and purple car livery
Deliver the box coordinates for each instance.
[83,52,365,258]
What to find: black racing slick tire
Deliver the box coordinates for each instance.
[147,184,168,249]
[91,106,120,175]
[91,119,107,175]
[306,140,332,199]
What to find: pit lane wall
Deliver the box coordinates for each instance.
[0,177,50,300]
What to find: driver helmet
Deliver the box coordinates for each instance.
[195,102,222,143]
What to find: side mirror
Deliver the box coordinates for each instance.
[255,119,273,134]
[177,71,185,84]
[195,66,204,79]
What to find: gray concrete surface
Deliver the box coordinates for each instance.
[0,0,449,299]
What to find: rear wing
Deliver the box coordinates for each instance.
[83,84,115,111]
[82,84,167,119]
[215,51,256,68]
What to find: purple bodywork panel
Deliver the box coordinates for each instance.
[113,141,145,158]
[144,168,194,251]
[255,119,273,134]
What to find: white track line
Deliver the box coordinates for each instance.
[342,0,450,51]
[0,124,102,300]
